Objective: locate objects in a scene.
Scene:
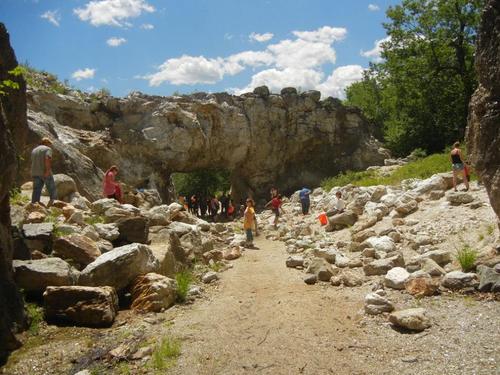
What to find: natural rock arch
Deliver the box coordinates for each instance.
[24,86,387,203]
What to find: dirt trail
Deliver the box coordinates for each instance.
[168,238,365,375]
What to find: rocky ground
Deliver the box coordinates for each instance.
[1,170,499,375]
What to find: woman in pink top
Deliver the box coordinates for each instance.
[103,165,122,203]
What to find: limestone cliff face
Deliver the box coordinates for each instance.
[25,84,387,203]
[467,0,500,223]
[0,23,27,364]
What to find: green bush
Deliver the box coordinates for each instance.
[26,303,44,335]
[456,245,478,272]
[322,151,452,191]
[175,270,192,303]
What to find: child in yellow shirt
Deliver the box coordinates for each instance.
[244,198,257,246]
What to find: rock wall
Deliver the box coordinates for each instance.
[25,83,387,204]
[467,0,500,224]
[0,23,27,364]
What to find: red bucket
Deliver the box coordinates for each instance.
[318,213,328,226]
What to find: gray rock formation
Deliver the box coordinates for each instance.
[24,83,387,203]
[467,0,500,224]
[0,22,27,363]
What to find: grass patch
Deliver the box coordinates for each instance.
[52,225,74,238]
[149,337,181,372]
[456,245,478,272]
[9,188,29,206]
[210,262,224,272]
[486,224,495,236]
[84,215,105,225]
[26,303,44,335]
[44,207,63,223]
[175,270,193,303]
[322,151,452,191]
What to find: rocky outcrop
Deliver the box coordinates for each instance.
[467,0,500,224]
[0,23,27,364]
[25,85,387,203]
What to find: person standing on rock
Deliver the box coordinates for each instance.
[299,187,311,215]
[220,192,229,217]
[31,137,57,207]
[244,198,257,247]
[450,142,470,192]
[103,165,122,203]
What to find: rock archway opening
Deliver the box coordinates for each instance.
[171,168,232,202]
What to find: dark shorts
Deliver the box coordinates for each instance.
[272,207,280,217]
[452,163,464,171]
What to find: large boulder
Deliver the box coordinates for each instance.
[79,243,159,290]
[363,236,395,253]
[52,174,77,200]
[114,216,149,245]
[21,222,54,253]
[441,271,478,290]
[43,286,118,327]
[325,211,358,231]
[466,0,500,225]
[13,258,79,293]
[93,223,120,242]
[149,232,180,277]
[130,273,177,313]
[477,265,500,292]
[52,234,101,270]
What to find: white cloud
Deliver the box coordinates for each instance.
[107,37,127,47]
[72,68,96,81]
[249,32,274,43]
[292,26,347,43]
[368,4,380,11]
[224,33,234,40]
[317,65,364,98]
[74,0,155,27]
[361,36,390,62]
[41,10,60,27]
[145,56,244,86]
[140,23,154,30]
[227,50,274,67]
[142,25,352,98]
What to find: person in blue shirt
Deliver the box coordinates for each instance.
[299,187,311,215]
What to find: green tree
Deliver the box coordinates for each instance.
[345,0,485,156]
[172,169,230,198]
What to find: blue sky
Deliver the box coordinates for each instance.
[0,0,400,98]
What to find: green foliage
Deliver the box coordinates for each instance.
[172,169,230,198]
[20,64,70,95]
[149,337,181,372]
[486,224,495,236]
[0,66,25,96]
[456,245,478,272]
[345,0,485,156]
[9,188,29,206]
[26,303,44,335]
[210,262,224,272]
[322,151,450,190]
[175,270,193,303]
[84,215,105,225]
